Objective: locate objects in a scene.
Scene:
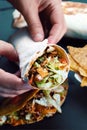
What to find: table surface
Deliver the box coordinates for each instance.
[0,1,87,130]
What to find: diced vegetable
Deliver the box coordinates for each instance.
[37,67,48,78]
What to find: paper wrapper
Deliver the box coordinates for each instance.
[10,28,69,89]
[12,1,87,39]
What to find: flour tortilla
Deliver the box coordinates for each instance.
[11,28,69,88]
[0,80,68,126]
[62,1,87,39]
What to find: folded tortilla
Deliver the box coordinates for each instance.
[12,1,87,39]
[0,28,69,126]
[0,80,68,126]
[10,28,69,88]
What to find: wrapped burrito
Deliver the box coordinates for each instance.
[12,1,87,39]
[0,28,70,126]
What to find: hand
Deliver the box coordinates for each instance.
[0,40,32,98]
[8,0,67,44]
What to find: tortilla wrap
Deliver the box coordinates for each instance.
[11,28,69,90]
[0,80,68,126]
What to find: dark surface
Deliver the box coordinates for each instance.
[0,1,87,130]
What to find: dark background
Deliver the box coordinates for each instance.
[0,0,87,130]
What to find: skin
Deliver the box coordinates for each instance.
[0,40,32,97]
[0,0,66,97]
[8,0,67,44]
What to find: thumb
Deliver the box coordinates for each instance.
[23,5,44,42]
[0,69,32,97]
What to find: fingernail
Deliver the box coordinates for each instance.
[48,37,55,44]
[18,81,32,90]
[22,83,32,90]
[33,33,44,41]
[48,36,53,44]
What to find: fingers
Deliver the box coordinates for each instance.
[0,40,18,61]
[0,69,21,88]
[48,22,67,44]
[48,5,67,44]
[0,69,32,97]
[8,0,44,41]
[15,70,21,77]
[8,0,66,44]
[22,1,44,42]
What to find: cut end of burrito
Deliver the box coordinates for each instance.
[27,45,70,90]
[0,80,68,126]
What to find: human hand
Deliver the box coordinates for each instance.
[8,0,67,44]
[0,40,32,98]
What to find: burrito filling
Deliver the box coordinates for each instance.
[28,46,68,90]
[0,83,67,126]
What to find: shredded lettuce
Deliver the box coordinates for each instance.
[0,116,7,125]
[34,62,40,67]
[44,90,62,113]
[33,90,62,113]
[34,97,48,107]
[37,56,45,63]
[47,57,59,70]
[35,71,64,89]
[33,55,67,90]
[36,77,53,89]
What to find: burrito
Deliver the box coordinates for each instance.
[12,1,87,39]
[0,28,70,126]
[28,44,69,90]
